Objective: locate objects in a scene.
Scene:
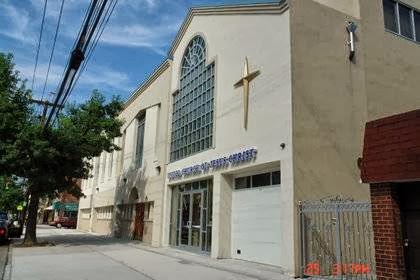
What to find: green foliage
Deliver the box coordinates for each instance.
[0,177,25,212]
[0,53,33,175]
[0,52,124,198]
[1,52,124,244]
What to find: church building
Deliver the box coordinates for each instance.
[78,0,420,277]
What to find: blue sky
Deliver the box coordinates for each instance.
[0,0,272,105]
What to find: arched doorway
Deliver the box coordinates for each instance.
[130,188,144,241]
[129,187,139,202]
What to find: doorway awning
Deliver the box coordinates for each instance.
[52,201,79,212]
[360,109,420,184]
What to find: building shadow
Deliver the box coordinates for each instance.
[111,163,149,240]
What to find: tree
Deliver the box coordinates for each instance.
[0,53,32,176]
[0,53,124,245]
[0,176,25,212]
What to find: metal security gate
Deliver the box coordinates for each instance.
[299,200,376,279]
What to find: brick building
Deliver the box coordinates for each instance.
[361,109,420,280]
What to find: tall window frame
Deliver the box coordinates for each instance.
[170,35,215,162]
[100,153,106,183]
[108,150,114,179]
[135,114,146,168]
[383,0,420,43]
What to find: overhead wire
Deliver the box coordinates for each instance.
[56,0,110,109]
[44,0,100,127]
[31,0,48,92]
[52,0,118,125]
[53,0,95,97]
[40,0,65,102]
[65,0,117,101]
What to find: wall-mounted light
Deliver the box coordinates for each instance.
[155,166,161,175]
[153,159,161,175]
[346,21,357,62]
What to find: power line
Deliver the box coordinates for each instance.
[52,0,118,125]
[61,0,118,110]
[45,0,107,128]
[31,0,48,92]
[40,0,65,102]
[53,0,95,101]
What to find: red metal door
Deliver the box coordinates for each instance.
[133,203,145,241]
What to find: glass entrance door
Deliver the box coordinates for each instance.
[191,192,202,248]
[180,193,190,246]
[170,180,212,253]
[180,191,203,250]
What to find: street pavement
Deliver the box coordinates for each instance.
[0,240,9,279]
[10,225,294,280]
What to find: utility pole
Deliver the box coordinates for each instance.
[30,98,63,125]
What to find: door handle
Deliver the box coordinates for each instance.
[404,239,409,247]
[186,221,191,228]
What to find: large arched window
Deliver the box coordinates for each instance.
[170,36,215,161]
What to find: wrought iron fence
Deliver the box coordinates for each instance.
[299,200,376,279]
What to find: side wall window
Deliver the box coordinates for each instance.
[136,115,145,168]
[383,0,420,42]
[101,153,106,182]
[234,171,281,190]
[383,0,398,32]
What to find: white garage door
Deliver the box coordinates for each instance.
[232,171,282,266]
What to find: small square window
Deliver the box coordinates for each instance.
[272,171,281,185]
[415,11,420,42]
[252,173,271,188]
[383,0,398,33]
[235,176,251,189]
[399,4,414,39]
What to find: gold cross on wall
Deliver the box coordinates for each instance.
[234,57,261,130]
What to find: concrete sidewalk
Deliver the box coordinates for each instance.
[0,241,9,280]
[10,226,294,280]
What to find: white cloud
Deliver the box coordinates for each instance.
[0,2,36,44]
[2,0,184,55]
[15,61,65,98]
[77,65,133,92]
[15,60,133,100]
[96,0,184,55]
[118,0,158,12]
[100,20,181,55]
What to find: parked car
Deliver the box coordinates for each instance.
[49,213,77,228]
[7,215,23,238]
[0,211,8,222]
[0,220,8,243]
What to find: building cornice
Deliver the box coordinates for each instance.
[123,1,289,111]
[168,0,289,58]
[124,59,171,109]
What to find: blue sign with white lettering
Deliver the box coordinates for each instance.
[168,148,257,180]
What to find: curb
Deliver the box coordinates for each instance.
[2,243,12,280]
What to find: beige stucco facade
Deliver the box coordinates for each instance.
[161,3,294,269]
[78,61,172,247]
[290,0,420,274]
[78,0,420,277]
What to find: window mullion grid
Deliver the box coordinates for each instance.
[270,172,273,185]
[396,2,401,35]
[411,9,416,41]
